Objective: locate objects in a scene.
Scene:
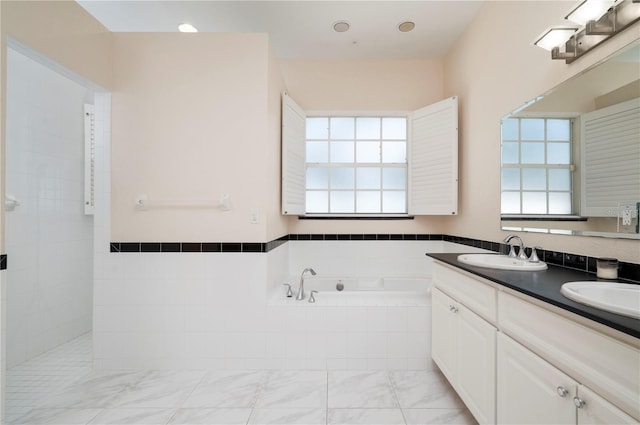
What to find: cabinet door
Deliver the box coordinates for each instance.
[432,287,457,383]
[497,333,575,425]
[577,385,638,425]
[457,304,496,425]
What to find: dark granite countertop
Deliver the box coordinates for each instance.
[426,252,640,340]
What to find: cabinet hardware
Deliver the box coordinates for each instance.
[573,396,586,409]
[556,386,569,397]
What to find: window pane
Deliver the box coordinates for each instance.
[330,191,354,213]
[356,191,381,213]
[501,192,521,214]
[547,119,570,141]
[382,191,406,213]
[306,191,327,213]
[330,141,354,163]
[522,168,546,190]
[307,118,328,139]
[549,169,571,191]
[502,142,519,164]
[502,118,519,140]
[330,117,354,139]
[382,142,406,163]
[501,168,520,191]
[547,143,570,164]
[382,118,406,139]
[383,168,406,189]
[356,168,381,189]
[356,117,380,139]
[521,142,545,164]
[521,118,545,140]
[307,141,328,163]
[549,192,572,214]
[307,168,328,189]
[356,141,380,163]
[522,192,547,214]
[330,167,355,189]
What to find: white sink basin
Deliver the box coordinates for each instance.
[561,281,640,319]
[457,254,548,271]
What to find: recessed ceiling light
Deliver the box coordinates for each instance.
[178,23,198,33]
[398,21,415,32]
[333,21,350,33]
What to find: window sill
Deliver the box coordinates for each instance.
[501,215,587,222]
[299,215,414,220]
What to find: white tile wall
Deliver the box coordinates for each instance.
[92,238,490,371]
[5,48,94,368]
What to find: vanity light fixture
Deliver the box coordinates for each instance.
[333,21,350,33]
[566,0,616,25]
[534,26,580,51]
[398,21,416,32]
[178,23,198,33]
[534,0,640,63]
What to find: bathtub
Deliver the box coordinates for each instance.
[272,276,431,306]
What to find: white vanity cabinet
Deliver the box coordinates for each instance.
[431,261,640,425]
[497,333,637,425]
[432,264,497,424]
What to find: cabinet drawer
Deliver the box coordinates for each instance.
[433,262,497,324]
[499,291,640,421]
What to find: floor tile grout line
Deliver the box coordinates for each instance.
[326,370,329,425]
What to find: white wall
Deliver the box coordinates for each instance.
[93,238,486,371]
[4,48,93,368]
[110,33,288,243]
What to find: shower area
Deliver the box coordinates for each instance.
[4,45,96,421]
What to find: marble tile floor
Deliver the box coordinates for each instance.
[5,332,93,424]
[6,335,478,425]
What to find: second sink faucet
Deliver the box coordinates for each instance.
[503,234,528,260]
[296,267,316,300]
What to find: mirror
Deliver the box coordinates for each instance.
[501,41,640,240]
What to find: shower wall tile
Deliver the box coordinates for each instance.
[5,49,94,368]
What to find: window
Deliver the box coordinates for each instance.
[501,117,574,215]
[282,94,459,217]
[305,116,408,214]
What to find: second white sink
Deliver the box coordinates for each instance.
[457,254,548,271]
[561,281,640,319]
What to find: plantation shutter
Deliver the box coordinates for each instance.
[580,98,640,217]
[409,96,459,215]
[281,93,306,215]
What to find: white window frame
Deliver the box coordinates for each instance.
[500,116,577,217]
[305,111,409,216]
[282,93,458,217]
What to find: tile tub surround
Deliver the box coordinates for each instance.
[10,368,477,425]
[94,240,482,371]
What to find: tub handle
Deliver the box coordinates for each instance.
[309,290,318,303]
[283,283,293,298]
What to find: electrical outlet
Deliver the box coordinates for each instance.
[250,208,260,224]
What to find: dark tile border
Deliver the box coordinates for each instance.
[0,254,6,270]
[109,234,640,282]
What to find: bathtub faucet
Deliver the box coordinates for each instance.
[296,268,316,300]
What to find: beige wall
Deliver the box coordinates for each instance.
[0,0,113,252]
[442,1,640,263]
[280,58,450,235]
[111,33,287,242]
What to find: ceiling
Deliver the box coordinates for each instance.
[76,1,484,59]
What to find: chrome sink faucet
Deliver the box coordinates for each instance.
[296,268,316,300]
[503,235,528,260]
